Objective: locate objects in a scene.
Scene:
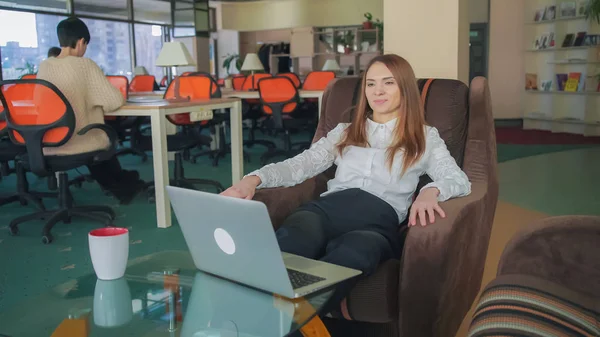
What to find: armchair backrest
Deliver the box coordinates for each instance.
[316,77,472,168]
[0,79,76,176]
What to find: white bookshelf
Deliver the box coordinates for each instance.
[523,0,600,136]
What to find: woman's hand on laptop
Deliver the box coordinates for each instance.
[220,175,261,200]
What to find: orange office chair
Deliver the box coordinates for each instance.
[279,72,302,89]
[0,79,118,244]
[0,103,31,208]
[106,75,148,162]
[232,75,246,91]
[129,75,156,92]
[137,76,225,193]
[20,74,37,79]
[257,76,312,164]
[0,85,54,211]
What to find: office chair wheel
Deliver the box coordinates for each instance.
[9,226,19,236]
[41,234,53,245]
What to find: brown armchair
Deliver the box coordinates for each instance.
[468,215,600,336]
[253,76,499,337]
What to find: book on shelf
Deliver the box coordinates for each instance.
[526,73,538,90]
[560,1,577,17]
[564,72,582,91]
[556,73,568,90]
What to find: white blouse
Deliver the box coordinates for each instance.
[247,118,471,222]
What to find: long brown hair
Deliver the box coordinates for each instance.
[336,54,426,175]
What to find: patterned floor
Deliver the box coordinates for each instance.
[0,130,599,327]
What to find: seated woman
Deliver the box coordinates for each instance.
[221,54,471,329]
[36,16,145,204]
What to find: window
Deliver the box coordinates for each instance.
[0,0,69,14]
[135,24,164,81]
[74,0,129,20]
[134,0,171,25]
[80,18,132,78]
[0,10,62,80]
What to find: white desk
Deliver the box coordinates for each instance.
[106,98,243,229]
[221,89,324,118]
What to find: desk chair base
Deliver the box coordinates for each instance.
[115,147,148,163]
[8,171,116,244]
[146,152,225,203]
[0,160,55,211]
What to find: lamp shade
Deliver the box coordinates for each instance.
[134,66,149,75]
[155,42,195,67]
[322,59,340,71]
[241,53,264,71]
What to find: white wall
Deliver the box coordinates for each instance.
[488,0,525,118]
[384,0,470,83]
[219,0,383,31]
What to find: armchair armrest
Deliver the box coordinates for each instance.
[252,173,329,230]
[78,123,118,161]
[398,181,495,337]
[497,215,600,298]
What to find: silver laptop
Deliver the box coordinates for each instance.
[166,186,361,299]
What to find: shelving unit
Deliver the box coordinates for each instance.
[522,0,600,136]
[268,25,382,75]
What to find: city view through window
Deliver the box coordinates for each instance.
[0,9,164,81]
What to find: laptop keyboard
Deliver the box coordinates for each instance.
[286,268,326,289]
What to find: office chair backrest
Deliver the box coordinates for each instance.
[232,75,246,91]
[129,75,155,92]
[302,71,335,91]
[279,73,301,88]
[185,72,222,97]
[0,103,6,136]
[258,76,299,129]
[0,79,76,175]
[242,73,272,91]
[107,75,129,99]
[164,76,215,125]
[20,74,37,80]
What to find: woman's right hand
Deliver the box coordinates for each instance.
[220,175,261,200]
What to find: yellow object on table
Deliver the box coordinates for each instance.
[50,315,90,337]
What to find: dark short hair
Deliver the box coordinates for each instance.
[47,47,61,58]
[57,17,90,48]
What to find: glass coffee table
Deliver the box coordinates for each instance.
[0,251,335,337]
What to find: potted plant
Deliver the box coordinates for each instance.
[343,31,355,54]
[373,19,384,50]
[584,0,600,59]
[584,0,600,22]
[363,12,373,29]
[222,53,241,88]
[16,61,36,77]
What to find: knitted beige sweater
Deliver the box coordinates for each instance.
[36,56,125,156]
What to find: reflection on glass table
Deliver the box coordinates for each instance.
[0,251,335,337]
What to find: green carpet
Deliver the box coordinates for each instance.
[0,130,598,311]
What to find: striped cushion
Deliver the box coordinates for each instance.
[468,275,600,337]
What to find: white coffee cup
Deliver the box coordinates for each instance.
[93,278,133,328]
[88,227,129,280]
